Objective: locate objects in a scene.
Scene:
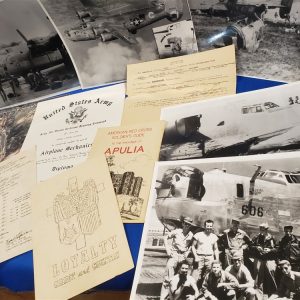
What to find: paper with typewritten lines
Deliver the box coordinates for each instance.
[21,84,125,182]
[32,154,133,300]
[89,121,165,223]
[0,149,36,263]
[122,45,236,124]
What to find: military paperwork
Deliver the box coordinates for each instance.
[159,81,300,161]
[89,121,165,223]
[0,150,36,263]
[32,154,133,300]
[123,45,236,124]
[21,84,125,181]
[130,152,300,300]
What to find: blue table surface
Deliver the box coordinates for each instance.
[0,76,285,292]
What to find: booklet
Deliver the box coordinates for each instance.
[32,154,134,300]
[89,121,165,223]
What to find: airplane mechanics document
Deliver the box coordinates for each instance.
[159,81,300,161]
[0,150,36,263]
[123,45,236,124]
[32,154,134,300]
[130,152,300,300]
[21,84,125,182]
[89,121,165,223]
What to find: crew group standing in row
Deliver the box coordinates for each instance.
[162,217,300,300]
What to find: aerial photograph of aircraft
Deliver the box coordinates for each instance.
[188,0,300,82]
[159,83,300,160]
[0,0,79,109]
[39,0,194,87]
[64,0,184,41]
[131,153,300,300]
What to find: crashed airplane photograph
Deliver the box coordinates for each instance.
[38,0,197,87]
[159,82,300,161]
[0,0,80,109]
[130,152,300,300]
[188,0,300,82]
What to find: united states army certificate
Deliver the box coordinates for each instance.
[21,84,125,181]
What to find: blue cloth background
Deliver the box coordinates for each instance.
[0,76,285,291]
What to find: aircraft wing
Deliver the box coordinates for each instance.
[110,28,137,44]
[204,126,300,157]
[104,23,138,44]
[249,126,300,153]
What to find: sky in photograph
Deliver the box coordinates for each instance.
[0,0,55,46]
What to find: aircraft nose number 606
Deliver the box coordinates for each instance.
[242,205,264,217]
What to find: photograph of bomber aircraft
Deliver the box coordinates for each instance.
[159,82,300,161]
[0,0,80,109]
[188,0,300,82]
[130,152,300,300]
[38,0,196,87]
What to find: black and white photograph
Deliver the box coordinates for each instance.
[153,20,198,58]
[159,82,300,161]
[130,153,300,300]
[188,0,300,82]
[0,0,80,109]
[0,102,36,162]
[38,0,194,87]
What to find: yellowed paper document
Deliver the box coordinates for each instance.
[0,150,36,263]
[89,121,165,223]
[32,155,133,300]
[123,45,236,124]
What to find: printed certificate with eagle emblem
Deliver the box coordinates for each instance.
[21,83,125,181]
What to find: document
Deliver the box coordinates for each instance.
[130,152,300,300]
[0,150,36,263]
[123,45,236,124]
[89,121,165,223]
[32,154,134,300]
[22,84,125,181]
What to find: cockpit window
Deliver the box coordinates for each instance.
[242,104,264,114]
[256,105,263,112]
[266,171,281,178]
[285,174,300,184]
[242,107,248,114]
[264,102,279,109]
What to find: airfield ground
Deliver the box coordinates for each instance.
[192,14,300,82]
[0,77,79,109]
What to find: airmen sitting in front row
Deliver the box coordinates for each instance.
[163,218,300,300]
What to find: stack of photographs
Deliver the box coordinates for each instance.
[130,82,300,300]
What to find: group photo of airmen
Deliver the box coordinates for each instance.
[161,217,300,300]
